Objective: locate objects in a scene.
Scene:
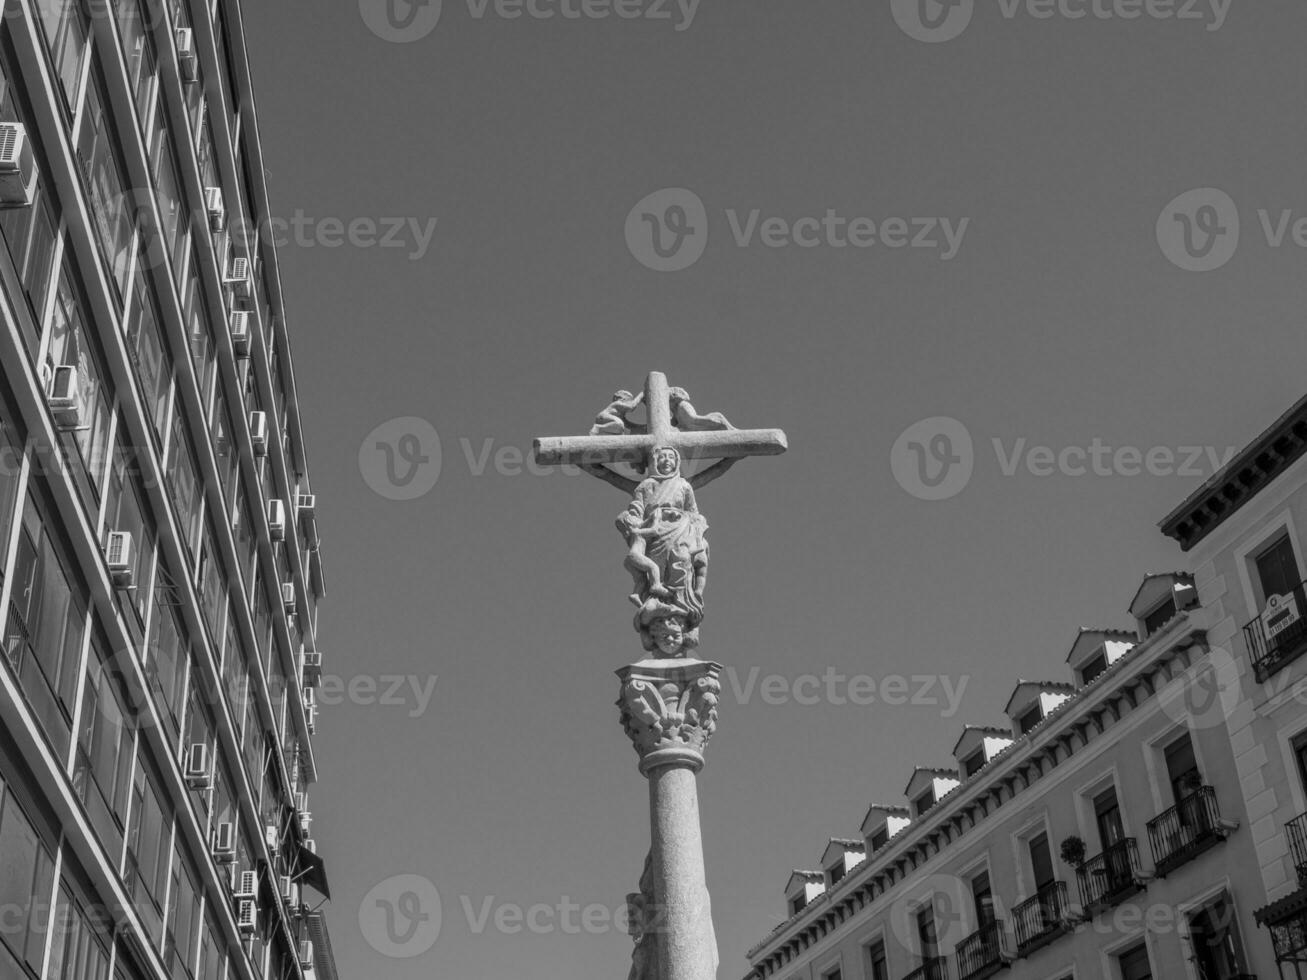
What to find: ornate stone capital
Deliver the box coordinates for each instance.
[617,659,722,775]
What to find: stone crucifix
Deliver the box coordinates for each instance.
[533,372,787,980]
[534,370,787,655]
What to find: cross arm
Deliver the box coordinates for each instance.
[533,434,655,467]
[670,428,788,461]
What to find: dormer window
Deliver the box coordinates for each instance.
[1078,651,1108,685]
[962,748,985,778]
[913,790,934,818]
[1018,704,1042,735]
[827,862,846,886]
[1142,596,1177,637]
[789,894,807,916]
[869,827,888,852]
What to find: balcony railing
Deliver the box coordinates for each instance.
[1146,786,1229,877]
[955,920,1011,980]
[901,958,948,980]
[1012,881,1071,955]
[1287,812,1307,887]
[1077,838,1144,911]
[1243,581,1307,681]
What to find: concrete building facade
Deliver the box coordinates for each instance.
[0,4,335,980]
[746,394,1307,980]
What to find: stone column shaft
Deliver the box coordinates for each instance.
[649,764,715,980]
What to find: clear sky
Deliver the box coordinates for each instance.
[239,1,1307,977]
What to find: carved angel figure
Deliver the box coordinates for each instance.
[591,389,645,436]
[668,387,733,431]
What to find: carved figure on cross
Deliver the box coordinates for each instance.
[534,371,787,655]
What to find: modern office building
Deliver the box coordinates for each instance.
[0,4,332,980]
[743,391,1307,980]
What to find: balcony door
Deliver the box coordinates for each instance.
[1029,833,1055,892]
[971,871,995,928]
[1256,534,1300,606]
[916,904,938,961]
[1095,788,1125,849]
[1187,892,1248,980]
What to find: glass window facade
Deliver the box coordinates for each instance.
[0,5,328,980]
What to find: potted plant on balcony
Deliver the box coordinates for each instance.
[1059,835,1086,867]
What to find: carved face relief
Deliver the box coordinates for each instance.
[653,447,680,479]
[650,616,687,656]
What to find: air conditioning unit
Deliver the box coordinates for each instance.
[302,651,323,687]
[175,28,198,83]
[267,499,286,541]
[212,822,236,863]
[0,122,37,205]
[105,531,134,589]
[45,363,83,429]
[281,581,296,610]
[183,743,211,788]
[229,311,250,356]
[234,870,257,900]
[236,900,257,936]
[248,410,268,454]
[226,256,252,299]
[204,186,226,232]
[264,824,280,851]
[298,940,314,972]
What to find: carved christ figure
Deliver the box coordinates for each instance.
[616,446,709,654]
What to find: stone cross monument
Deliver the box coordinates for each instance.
[534,371,787,980]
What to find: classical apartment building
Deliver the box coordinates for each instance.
[0,4,334,980]
[745,392,1307,980]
